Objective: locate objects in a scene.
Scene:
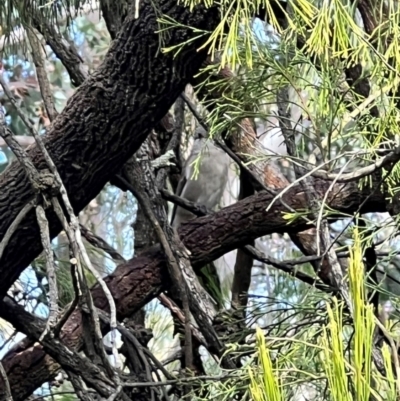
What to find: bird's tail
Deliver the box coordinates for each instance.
[197,261,225,310]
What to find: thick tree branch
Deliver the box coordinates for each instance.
[0,0,220,301]
[0,176,389,401]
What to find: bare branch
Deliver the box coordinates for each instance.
[1,67,119,364]
[36,205,59,337]
[0,136,34,150]
[51,198,118,375]
[158,293,206,346]
[26,28,58,122]
[0,361,12,401]
[29,9,88,87]
[79,224,126,263]
[310,145,400,183]
[243,245,334,293]
[159,189,212,216]
[0,297,117,398]
[0,123,41,187]
[0,200,35,262]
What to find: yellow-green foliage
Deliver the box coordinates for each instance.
[247,228,397,401]
[249,327,283,401]
[160,1,400,197]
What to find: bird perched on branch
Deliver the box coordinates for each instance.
[171,125,230,309]
[171,126,230,228]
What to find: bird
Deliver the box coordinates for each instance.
[171,125,230,228]
[171,125,230,309]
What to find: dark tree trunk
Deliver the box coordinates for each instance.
[0,177,388,401]
[0,0,219,300]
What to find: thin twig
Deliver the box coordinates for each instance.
[118,327,156,400]
[124,373,234,388]
[36,205,59,339]
[0,199,36,261]
[0,74,46,147]
[79,224,126,263]
[159,189,212,216]
[143,347,175,381]
[243,245,335,293]
[26,28,58,122]
[53,260,80,337]
[151,365,171,401]
[123,181,194,371]
[0,360,13,401]
[309,144,400,183]
[0,123,41,186]
[375,318,400,396]
[53,294,79,337]
[51,198,118,377]
[158,293,206,345]
[29,5,89,87]
[93,307,162,401]
[0,73,120,367]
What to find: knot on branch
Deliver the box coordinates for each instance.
[33,169,60,198]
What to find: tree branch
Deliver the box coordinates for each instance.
[0,0,220,302]
[0,175,389,401]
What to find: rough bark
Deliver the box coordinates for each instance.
[231,171,255,311]
[0,177,388,401]
[0,0,219,301]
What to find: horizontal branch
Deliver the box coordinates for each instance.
[0,175,389,400]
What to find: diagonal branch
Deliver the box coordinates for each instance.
[0,0,220,303]
[26,28,58,122]
[28,6,88,87]
[0,297,118,399]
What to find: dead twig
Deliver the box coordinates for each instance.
[0,360,13,401]
[36,205,59,338]
[26,28,58,122]
[122,180,194,371]
[29,7,88,87]
[0,199,36,262]
[79,224,126,263]
[0,71,120,369]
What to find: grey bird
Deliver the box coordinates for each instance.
[171,126,230,309]
[171,126,230,228]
